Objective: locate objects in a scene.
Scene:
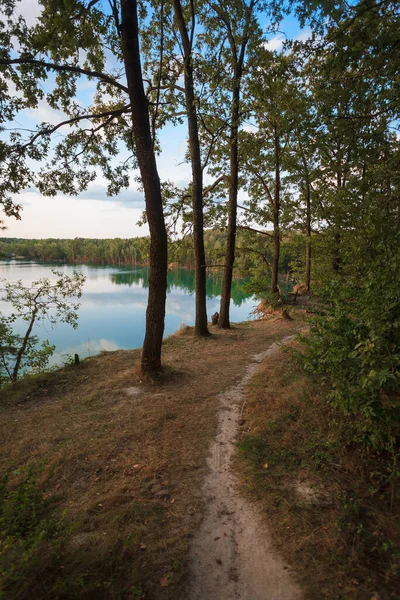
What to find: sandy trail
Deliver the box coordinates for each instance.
[187,335,303,600]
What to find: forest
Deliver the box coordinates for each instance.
[0,0,398,369]
[0,0,398,469]
[0,229,296,277]
[0,0,399,597]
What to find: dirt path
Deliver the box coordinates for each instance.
[186,335,303,600]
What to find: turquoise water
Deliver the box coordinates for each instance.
[0,260,256,365]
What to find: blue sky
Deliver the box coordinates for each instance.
[1,1,308,239]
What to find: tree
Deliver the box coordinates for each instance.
[0,0,168,374]
[171,0,209,336]
[0,270,85,383]
[240,50,296,294]
[204,0,261,328]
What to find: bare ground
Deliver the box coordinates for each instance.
[0,316,305,599]
[185,336,303,600]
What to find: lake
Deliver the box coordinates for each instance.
[0,260,256,365]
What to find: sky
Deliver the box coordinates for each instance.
[1,1,307,240]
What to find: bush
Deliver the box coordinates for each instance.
[302,263,400,448]
[0,467,69,599]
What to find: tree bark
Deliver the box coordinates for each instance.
[120,0,168,374]
[332,170,342,274]
[305,227,312,292]
[218,79,239,328]
[12,309,37,381]
[216,3,254,329]
[332,230,341,273]
[172,0,209,336]
[271,130,280,294]
[296,126,312,292]
[305,182,312,292]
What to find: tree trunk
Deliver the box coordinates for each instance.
[172,0,209,336]
[271,131,280,294]
[216,2,254,328]
[296,127,312,292]
[120,0,168,374]
[332,171,342,274]
[305,182,311,292]
[332,230,341,273]
[12,309,37,381]
[218,75,240,328]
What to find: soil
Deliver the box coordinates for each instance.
[185,336,303,600]
[0,316,307,599]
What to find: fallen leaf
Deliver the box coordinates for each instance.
[160,576,168,588]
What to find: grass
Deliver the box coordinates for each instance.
[234,342,400,599]
[0,316,300,599]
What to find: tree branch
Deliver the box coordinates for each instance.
[8,105,131,155]
[0,57,129,93]
[238,224,273,237]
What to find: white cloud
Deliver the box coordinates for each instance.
[1,194,149,239]
[264,34,285,52]
[34,103,67,126]
[241,122,259,133]
[15,0,42,27]
[51,338,121,365]
[295,28,312,43]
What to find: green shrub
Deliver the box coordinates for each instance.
[302,262,400,448]
[0,467,68,599]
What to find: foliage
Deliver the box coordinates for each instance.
[0,0,399,431]
[0,236,151,266]
[0,467,69,600]
[235,343,400,599]
[303,246,400,447]
[0,269,85,384]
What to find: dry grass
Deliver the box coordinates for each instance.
[0,316,301,600]
[235,343,400,600]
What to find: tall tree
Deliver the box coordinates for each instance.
[120,0,169,372]
[241,50,296,294]
[0,0,168,374]
[171,0,209,336]
[205,0,260,328]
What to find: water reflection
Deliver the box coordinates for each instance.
[111,267,250,306]
[0,261,256,363]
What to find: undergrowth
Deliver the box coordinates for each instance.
[235,344,400,599]
[0,467,70,599]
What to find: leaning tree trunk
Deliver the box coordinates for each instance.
[271,131,281,294]
[218,76,240,329]
[121,0,168,374]
[12,308,37,381]
[172,0,209,336]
